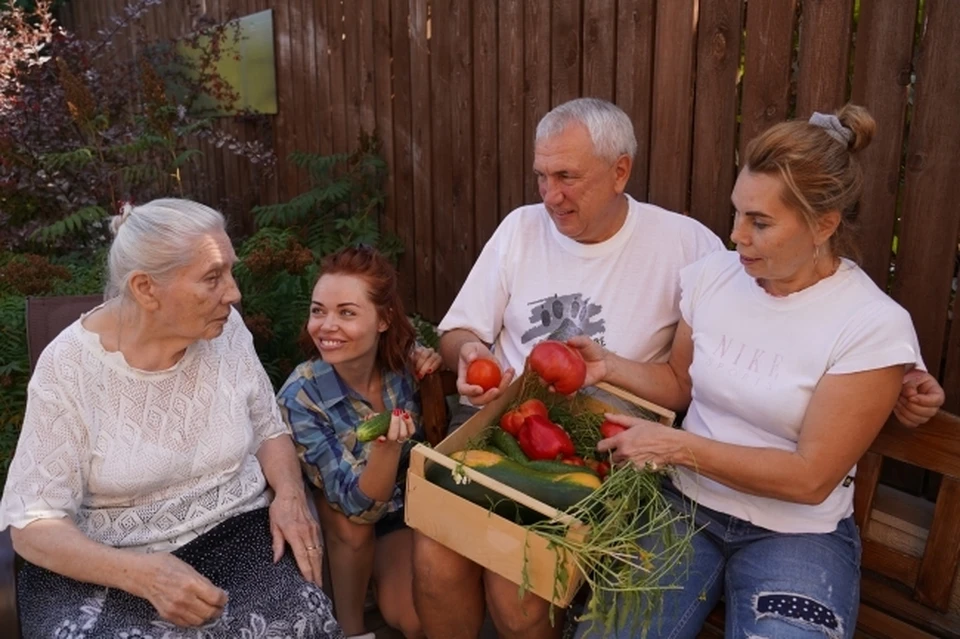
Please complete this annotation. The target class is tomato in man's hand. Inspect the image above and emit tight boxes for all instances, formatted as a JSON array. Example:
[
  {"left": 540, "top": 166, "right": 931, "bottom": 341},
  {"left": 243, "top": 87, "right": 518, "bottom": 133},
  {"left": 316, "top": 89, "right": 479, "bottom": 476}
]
[
  {"left": 466, "top": 358, "right": 502, "bottom": 392},
  {"left": 599, "top": 420, "right": 629, "bottom": 439},
  {"left": 528, "top": 340, "right": 587, "bottom": 395}
]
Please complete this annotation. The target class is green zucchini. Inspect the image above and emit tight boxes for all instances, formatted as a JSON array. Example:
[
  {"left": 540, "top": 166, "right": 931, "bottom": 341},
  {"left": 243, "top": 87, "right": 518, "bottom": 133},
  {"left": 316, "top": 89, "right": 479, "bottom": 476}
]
[
  {"left": 489, "top": 428, "right": 529, "bottom": 463},
  {"left": 425, "top": 449, "right": 600, "bottom": 524},
  {"left": 356, "top": 411, "right": 392, "bottom": 442},
  {"left": 524, "top": 459, "right": 600, "bottom": 478}
]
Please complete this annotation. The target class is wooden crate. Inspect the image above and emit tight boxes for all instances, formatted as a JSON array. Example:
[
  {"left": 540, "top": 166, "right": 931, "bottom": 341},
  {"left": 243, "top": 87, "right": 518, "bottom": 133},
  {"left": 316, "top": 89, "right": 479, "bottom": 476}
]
[{"left": 405, "top": 380, "right": 674, "bottom": 606}]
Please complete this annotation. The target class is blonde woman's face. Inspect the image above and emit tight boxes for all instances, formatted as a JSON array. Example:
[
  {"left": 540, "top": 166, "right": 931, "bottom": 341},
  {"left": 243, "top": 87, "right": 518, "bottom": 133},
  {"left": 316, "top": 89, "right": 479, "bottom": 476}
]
[{"left": 156, "top": 231, "right": 241, "bottom": 341}]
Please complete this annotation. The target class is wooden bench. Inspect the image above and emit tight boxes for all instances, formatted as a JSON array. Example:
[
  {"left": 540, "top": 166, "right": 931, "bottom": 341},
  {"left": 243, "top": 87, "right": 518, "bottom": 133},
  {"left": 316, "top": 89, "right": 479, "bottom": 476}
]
[{"left": 699, "top": 411, "right": 960, "bottom": 638}]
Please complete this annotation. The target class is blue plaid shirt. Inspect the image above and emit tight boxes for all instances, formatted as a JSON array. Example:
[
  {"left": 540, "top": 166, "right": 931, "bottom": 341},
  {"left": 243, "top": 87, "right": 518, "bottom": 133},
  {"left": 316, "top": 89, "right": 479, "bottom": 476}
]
[{"left": 277, "top": 359, "right": 421, "bottom": 523}]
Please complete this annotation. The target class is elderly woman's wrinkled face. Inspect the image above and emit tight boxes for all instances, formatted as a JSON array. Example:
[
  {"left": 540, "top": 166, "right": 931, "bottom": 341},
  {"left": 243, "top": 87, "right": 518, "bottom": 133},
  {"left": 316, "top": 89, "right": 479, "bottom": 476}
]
[
  {"left": 307, "top": 273, "right": 387, "bottom": 368},
  {"left": 157, "top": 231, "right": 241, "bottom": 341}
]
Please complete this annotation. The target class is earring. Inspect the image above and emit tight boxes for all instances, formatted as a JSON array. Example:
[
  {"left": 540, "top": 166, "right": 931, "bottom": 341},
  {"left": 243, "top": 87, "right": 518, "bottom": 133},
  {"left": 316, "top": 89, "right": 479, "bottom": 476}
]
[{"left": 813, "top": 244, "right": 821, "bottom": 267}]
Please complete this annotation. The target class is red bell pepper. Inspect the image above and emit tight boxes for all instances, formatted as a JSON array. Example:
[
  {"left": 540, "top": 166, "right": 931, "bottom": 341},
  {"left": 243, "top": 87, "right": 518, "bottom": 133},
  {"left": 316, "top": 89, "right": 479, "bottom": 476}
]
[
  {"left": 518, "top": 414, "right": 576, "bottom": 460},
  {"left": 499, "top": 399, "right": 549, "bottom": 437}
]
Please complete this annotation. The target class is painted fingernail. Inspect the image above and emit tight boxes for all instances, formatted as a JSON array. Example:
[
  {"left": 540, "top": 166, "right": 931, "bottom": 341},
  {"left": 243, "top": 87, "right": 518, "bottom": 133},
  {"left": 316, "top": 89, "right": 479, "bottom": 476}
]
[{"left": 393, "top": 408, "right": 401, "bottom": 416}]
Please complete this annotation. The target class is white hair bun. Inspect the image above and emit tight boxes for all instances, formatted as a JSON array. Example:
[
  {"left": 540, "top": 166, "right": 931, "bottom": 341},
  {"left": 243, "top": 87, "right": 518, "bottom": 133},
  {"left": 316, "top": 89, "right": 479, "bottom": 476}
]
[{"left": 109, "top": 202, "right": 134, "bottom": 236}]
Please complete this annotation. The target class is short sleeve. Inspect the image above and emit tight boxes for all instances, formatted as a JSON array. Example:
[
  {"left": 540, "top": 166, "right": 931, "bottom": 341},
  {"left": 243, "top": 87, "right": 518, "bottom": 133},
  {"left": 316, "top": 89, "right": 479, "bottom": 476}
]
[
  {"left": 235, "top": 314, "right": 290, "bottom": 447},
  {"left": 437, "top": 214, "right": 515, "bottom": 344},
  {"left": 678, "top": 254, "right": 712, "bottom": 327},
  {"left": 0, "top": 359, "right": 88, "bottom": 530},
  {"left": 828, "top": 300, "right": 922, "bottom": 375}
]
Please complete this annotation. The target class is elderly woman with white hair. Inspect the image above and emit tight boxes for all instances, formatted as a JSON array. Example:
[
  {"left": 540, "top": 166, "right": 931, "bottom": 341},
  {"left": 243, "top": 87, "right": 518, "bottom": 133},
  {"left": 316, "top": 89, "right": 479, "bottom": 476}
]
[{"left": 0, "top": 199, "right": 344, "bottom": 638}]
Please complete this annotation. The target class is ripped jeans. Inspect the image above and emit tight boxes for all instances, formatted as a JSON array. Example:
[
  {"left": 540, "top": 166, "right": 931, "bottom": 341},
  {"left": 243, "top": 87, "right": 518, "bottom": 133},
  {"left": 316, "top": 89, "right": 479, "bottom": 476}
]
[{"left": 575, "top": 481, "right": 861, "bottom": 639}]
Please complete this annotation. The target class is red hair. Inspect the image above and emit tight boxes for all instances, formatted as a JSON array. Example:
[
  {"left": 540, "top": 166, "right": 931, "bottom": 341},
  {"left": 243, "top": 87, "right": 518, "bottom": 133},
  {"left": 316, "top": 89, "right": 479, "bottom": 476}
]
[{"left": 299, "top": 246, "right": 416, "bottom": 374}]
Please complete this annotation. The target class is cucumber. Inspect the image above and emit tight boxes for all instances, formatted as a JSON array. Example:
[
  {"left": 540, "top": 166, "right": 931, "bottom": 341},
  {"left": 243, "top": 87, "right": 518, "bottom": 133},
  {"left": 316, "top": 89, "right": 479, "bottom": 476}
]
[
  {"left": 356, "top": 411, "right": 392, "bottom": 442},
  {"left": 489, "top": 428, "right": 529, "bottom": 463},
  {"left": 425, "top": 449, "right": 601, "bottom": 524}
]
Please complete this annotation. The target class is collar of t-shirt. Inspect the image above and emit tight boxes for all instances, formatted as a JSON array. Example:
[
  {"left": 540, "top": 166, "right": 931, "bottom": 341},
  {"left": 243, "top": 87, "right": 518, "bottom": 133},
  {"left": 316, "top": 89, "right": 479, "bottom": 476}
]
[{"left": 546, "top": 194, "right": 640, "bottom": 259}]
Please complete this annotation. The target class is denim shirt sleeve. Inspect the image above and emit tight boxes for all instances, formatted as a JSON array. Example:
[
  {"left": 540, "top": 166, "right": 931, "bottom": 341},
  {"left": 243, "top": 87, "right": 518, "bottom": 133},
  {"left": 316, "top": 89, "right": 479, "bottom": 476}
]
[{"left": 276, "top": 379, "right": 387, "bottom": 521}]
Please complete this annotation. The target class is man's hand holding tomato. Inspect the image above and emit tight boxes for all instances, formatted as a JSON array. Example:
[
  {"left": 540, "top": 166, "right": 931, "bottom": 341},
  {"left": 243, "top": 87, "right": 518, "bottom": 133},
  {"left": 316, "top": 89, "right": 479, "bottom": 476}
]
[
  {"left": 456, "top": 341, "right": 516, "bottom": 406},
  {"left": 596, "top": 412, "right": 678, "bottom": 472},
  {"left": 565, "top": 335, "right": 615, "bottom": 388}
]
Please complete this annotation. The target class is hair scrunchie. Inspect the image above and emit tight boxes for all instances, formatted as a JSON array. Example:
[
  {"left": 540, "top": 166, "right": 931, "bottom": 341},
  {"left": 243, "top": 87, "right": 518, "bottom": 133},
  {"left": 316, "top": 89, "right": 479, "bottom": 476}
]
[{"left": 808, "top": 112, "right": 852, "bottom": 146}]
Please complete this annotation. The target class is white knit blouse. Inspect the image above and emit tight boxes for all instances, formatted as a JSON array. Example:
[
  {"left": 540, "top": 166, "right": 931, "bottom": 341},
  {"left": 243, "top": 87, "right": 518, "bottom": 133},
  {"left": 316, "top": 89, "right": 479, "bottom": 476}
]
[{"left": 0, "top": 307, "right": 289, "bottom": 552}]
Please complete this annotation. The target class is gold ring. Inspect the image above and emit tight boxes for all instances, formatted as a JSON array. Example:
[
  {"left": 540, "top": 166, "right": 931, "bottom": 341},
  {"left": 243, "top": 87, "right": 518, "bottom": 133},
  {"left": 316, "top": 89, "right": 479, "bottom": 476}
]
[
  {"left": 305, "top": 545, "right": 319, "bottom": 552},
  {"left": 644, "top": 460, "right": 660, "bottom": 472}
]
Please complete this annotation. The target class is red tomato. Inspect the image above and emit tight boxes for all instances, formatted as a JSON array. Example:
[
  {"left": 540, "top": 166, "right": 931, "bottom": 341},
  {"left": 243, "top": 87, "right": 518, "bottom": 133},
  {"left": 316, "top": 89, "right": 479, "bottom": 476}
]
[
  {"left": 561, "top": 455, "right": 586, "bottom": 467},
  {"left": 528, "top": 340, "right": 587, "bottom": 395},
  {"left": 466, "top": 358, "right": 502, "bottom": 391},
  {"left": 596, "top": 461, "right": 610, "bottom": 480},
  {"left": 499, "top": 399, "right": 549, "bottom": 437},
  {"left": 599, "top": 421, "right": 628, "bottom": 439}
]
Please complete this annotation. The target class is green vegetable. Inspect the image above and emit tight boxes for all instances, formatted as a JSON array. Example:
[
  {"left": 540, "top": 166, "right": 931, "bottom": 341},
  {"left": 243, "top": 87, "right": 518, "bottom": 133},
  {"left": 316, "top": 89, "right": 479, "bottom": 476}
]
[
  {"left": 524, "top": 459, "right": 600, "bottom": 478},
  {"left": 490, "top": 428, "right": 529, "bottom": 463},
  {"left": 426, "top": 450, "right": 600, "bottom": 525},
  {"left": 356, "top": 411, "right": 392, "bottom": 442}
]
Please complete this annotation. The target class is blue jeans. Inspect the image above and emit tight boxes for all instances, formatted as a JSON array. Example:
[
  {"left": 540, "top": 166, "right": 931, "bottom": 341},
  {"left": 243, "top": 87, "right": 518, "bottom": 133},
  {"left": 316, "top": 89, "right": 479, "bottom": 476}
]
[{"left": 575, "top": 482, "right": 861, "bottom": 639}]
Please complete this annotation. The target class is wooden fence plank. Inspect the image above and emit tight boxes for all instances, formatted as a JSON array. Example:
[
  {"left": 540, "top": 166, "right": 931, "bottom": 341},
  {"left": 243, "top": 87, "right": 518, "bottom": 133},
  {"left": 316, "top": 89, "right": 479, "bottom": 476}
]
[
  {"left": 795, "top": 0, "right": 855, "bottom": 117},
  {"left": 442, "top": 0, "right": 475, "bottom": 311},
  {"left": 342, "top": 0, "right": 362, "bottom": 150},
  {"left": 327, "top": 0, "right": 347, "bottom": 154},
  {"left": 648, "top": 0, "right": 699, "bottom": 214},
  {"left": 430, "top": 0, "right": 455, "bottom": 317},
  {"left": 890, "top": 0, "right": 960, "bottom": 374},
  {"left": 615, "top": 0, "right": 656, "bottom": 202},
  {"left": 550, "top": 0, "right": 580, "bottom": 107},
  {"left": 373, "top": 0, "right": 395, "bottom": 238},
  {"left": 581, "top": 1, "right": 615, "bottom": 102},
  {"left": 473, "top": 2, "right": 499, "bottom": 245},
  {"left": 523, "top": 0, "right": 551, "bottom": 202},
  {"left": 358, "top": 0, "right": 376, "bottom": 138},
  {"left": 272, "top": 0, "right": 294, "bottom": 202},
  {"left": 739, "top": 0, "right": 797, "bottom": 160},
  {"left": 689, "top": 0, "right": 742, "bottom": 241},
  {"left": 851, "top": 0, "right": 920, "bottom": 288},
  {"left": 497, "top": 0, "right": 524, "bottom": 221},
  {"left": 390, "top": 0, "right": 417, "bottom": 310},
  {"left": 314, "top": 0, "right": 334, "bottom": 158},
  {"left": 301, "top": 0, "right": 320, "bottom": 159},
  {"left": 409, "top": 0, "right": 435, "bottom": 320}
]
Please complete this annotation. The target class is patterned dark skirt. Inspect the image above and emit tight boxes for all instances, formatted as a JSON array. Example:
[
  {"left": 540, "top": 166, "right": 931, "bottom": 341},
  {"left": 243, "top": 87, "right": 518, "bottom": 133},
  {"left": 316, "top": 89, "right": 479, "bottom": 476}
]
[{"left": 17, "top": 507, "right": 344, "bottom": 639}]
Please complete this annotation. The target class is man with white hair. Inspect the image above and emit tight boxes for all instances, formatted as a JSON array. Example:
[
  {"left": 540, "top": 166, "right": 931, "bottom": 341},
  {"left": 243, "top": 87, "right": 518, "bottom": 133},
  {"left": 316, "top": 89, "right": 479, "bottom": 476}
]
[{"left": 411, "top": 98, "right": 943, "bottom": 639}]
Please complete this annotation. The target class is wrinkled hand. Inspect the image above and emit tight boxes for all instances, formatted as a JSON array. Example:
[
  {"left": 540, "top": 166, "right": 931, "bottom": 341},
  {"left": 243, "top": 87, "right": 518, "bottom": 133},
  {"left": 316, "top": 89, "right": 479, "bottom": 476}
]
[
  {"left": 269, "top": 491, "right": 323, "bottom": 587},
  {"left": 411, "top": 345, "right": 442, "bottom": 379},
  {"left": 895, "top": 369, "right": 944, "bottom": 428},
  {"left": 457, "top": 342, "right": 515, "bottom": 406},
  {"left": 595, "top": 412, "right": 673, "bottom": 471},
  {"left": 566, "top": 335, "right": 611, "bottom": 388},
  {"left": 138, "top": 552, "right": 228, "bottom": 627},
  {"left": 377, "top": 409, "right": 417, "bottom": 445}
]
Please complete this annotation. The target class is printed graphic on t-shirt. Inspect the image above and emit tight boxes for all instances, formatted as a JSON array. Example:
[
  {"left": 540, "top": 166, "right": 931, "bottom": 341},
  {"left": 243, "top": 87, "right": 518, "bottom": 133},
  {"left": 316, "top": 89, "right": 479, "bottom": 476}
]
[
  {"left": 703, "top": 333, "right": 785, "bottom": 390},
  {"left": 521, "top": 293, "right": 605, "bottom": 345}
]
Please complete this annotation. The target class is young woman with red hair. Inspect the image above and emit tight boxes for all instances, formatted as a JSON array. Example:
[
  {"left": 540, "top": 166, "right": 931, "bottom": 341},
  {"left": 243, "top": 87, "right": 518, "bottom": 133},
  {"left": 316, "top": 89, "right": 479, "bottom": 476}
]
[{"left": 277, "top": 246, "right": 440, "bottom": 639}]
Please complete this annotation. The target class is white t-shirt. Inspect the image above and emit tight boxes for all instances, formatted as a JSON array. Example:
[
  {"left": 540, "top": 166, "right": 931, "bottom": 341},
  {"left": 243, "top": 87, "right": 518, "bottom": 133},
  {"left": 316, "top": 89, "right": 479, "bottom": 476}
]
[
  {"left": 673, "top": 250, "right": 923, "bottom": 533},
  {"left": 0, "top": 308, "right": 289, "bottom": 552},
  {"left": 438, "top": 195, "right": 723, "bottom": 372}
]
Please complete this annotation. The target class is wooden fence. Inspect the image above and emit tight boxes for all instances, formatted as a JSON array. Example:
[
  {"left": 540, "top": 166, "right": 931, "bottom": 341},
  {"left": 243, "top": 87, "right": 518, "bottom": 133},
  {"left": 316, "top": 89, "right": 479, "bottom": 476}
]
[{"left": 68, "top": 0, "right": 960, "bottom": 410}]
